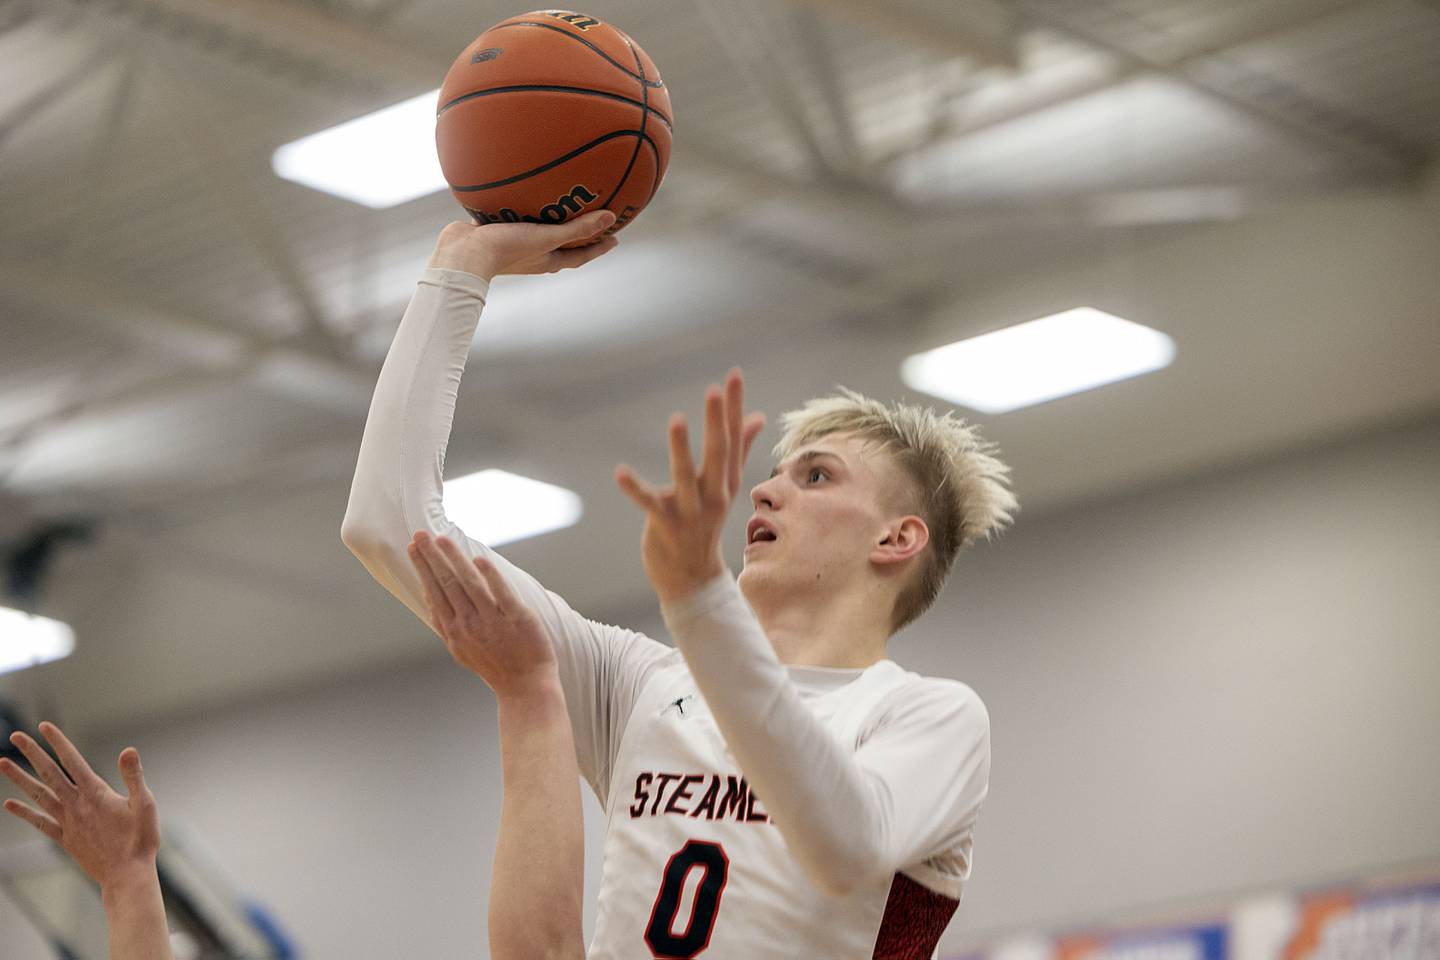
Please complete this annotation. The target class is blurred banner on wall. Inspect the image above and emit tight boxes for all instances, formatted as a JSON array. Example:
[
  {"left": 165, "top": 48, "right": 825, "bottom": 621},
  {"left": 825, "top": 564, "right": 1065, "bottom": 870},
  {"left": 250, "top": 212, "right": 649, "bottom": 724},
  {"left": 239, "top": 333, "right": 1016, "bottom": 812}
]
[
  {"left": 1055, "top": 921, "right": 1227, "bottom": 960},
  {"left": 1267, "top": 878, "right": 1440, "bottom": 960},
  {"left": 953, "top": 863, "right": 1440, "bottom": 960}
]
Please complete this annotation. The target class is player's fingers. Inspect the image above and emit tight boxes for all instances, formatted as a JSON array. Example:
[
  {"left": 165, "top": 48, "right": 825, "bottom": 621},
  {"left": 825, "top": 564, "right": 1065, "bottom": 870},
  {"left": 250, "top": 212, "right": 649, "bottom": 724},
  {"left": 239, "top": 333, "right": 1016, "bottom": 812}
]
[
  {"left": 9, "top": 732, "right": 74, "bottom": 798},
  {"left": 614, "top": 465, "right": 664, "bottom": 514},
  {"left": 564, "top": 209, "right": 616, "bottom": 243},
  {"left": 38, "top": 722, "right": 103, "bottom": 791},
  {"left": 472, "top": 554, "right": 521, "bottom": 619},
  {"left": 117, "top": 748, "right": 150, "bottom": 804},
  {"left": 0, "top": 757, "right": 63, "bottom": 820},
  {"left": 419, "top": 536, "right": 473, "bottom": 622},
  {"left": 547, "top": 235, "right": 619, "bottom": 272},
  {"left": 740, "top": 412, "right": 767, "bottom": 467},
  {"left": 698, "top": 385, "right": 729, "bottom": 506},
  {"left": 667, "top": 414, "right": 701, "bottom": 514},
  {"left": 436, "top": 536, "right": 498, "bottom": 614},
  {"left": 2, "top": 799, "right": 62, "bottom": 842},
  {"left": 723, "top": 370, "right": 744, "bottom": 496},
  {"left": 408, "top": 536, "right": 456, "bottom": 624},
  {"left": 408, "top": 539, "right": 450, "bottom": 620}
]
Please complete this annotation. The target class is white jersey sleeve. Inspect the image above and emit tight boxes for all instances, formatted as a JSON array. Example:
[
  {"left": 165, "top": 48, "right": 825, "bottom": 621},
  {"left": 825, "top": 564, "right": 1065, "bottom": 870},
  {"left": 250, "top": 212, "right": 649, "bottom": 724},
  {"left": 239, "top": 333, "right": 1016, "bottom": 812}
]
[
  {"left": 341, "top": 267, "right": 669, "bottom": 801},
  {"left": 661, "top": 573, "right": 990, "bottom": 898}
]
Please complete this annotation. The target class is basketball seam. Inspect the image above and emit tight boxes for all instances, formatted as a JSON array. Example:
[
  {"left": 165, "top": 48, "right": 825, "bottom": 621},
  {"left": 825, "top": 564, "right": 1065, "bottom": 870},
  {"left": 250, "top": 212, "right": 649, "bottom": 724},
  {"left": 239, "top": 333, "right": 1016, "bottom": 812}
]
[
  {"left": 488, "top": 21, "right": 665, "bottom": 88},
  {"left": 642, "top": 136, "right": 663, "bottom": 204},
  {"left": 449, "top": 129, "right": 659, "bottom": 192},
  {"left": 436, "top": 84, "right": 673, "bottom": 129},
  {"left": 598, "top": 38, "right": 650, "bottom": 212}
]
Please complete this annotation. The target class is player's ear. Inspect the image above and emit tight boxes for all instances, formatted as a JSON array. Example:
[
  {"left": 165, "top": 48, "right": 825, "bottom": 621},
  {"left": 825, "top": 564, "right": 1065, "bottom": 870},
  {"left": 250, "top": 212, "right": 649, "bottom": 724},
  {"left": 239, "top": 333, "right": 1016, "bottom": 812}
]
[{"left": 871, "top": 516, "right": 928, "bottom": 567}]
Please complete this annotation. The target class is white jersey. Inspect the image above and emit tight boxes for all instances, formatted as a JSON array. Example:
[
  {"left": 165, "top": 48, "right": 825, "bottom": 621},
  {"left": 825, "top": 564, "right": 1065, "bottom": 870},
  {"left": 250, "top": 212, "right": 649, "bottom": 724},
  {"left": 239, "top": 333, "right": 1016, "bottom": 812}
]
[{"left": 343, "top": 269, "right": 992, "bottom": 959}]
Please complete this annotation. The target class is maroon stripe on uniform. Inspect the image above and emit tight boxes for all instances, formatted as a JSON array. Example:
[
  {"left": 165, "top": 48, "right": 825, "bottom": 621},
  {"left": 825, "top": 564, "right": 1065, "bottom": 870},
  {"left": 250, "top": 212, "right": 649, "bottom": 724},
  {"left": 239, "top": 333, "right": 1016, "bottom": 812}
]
[{"left": 872, "top": 873, "right": 959, "bottom": 960}]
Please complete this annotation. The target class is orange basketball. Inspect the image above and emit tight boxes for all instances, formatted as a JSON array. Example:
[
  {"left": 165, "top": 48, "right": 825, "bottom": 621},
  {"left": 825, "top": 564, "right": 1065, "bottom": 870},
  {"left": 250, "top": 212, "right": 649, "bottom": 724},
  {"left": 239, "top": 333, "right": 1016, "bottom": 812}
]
[{"left": 435, "top": 10, "right": 672, "bottom": 241}]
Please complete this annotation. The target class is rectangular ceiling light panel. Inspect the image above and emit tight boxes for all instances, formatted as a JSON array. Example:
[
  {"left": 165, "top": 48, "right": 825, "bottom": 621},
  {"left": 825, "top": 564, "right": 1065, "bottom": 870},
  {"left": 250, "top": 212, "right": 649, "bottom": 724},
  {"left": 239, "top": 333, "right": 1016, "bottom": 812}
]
[
  {"left": 0, "top": 607, "right": 75, "bottom": 676},
  {"left": 442, "top": 469, "right": 583, "bottom": 547},
  {"left": 272, "top": 90, "right": 448, "bottom": 208},
  {"left": 902, "top": 308, "right": 1176, "bottom": 413}
]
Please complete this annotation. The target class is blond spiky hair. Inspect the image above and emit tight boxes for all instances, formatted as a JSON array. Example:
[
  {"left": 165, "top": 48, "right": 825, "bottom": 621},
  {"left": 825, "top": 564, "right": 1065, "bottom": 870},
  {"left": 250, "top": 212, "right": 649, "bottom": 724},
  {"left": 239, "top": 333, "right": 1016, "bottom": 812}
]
[{"left": 773, "top": 387, "right": 1018, "bottom": 632}]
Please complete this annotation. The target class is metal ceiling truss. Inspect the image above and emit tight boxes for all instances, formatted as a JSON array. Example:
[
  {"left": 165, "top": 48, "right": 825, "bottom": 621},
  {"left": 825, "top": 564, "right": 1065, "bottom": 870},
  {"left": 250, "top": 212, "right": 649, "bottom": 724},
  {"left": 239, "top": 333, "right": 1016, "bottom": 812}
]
[
  {"left": 1014, "top": 0, "right": 1432, "bottom": 177},
  {"left": 35, "top": 0, "right": 394, "bottom": 98},
  {"left": 0, "top": 38, "right": 114, "bottom": 154},
  {"left": 788, "top": 0, "right": 1021, "bottom": 69},
  {"left": 2, "top": 0, "right": 1432, "bottom": 514},
  {"left": 787, "top": 7, "right": 866, "bottom": 177},
  {"left": 690, "top": 0, "right": 852, "bottom": 181},
  {"left": 54, "top": 52, "right": 140, "bottom": 268},
  {"left": 0, "top": 0, "right": 38, "bottom": 36},
  {"left": 872, "top": 0, "right": 1401, "bottom": 169},
  {"left": 145, "top": 45, "right": 349, "bottom": 358}
]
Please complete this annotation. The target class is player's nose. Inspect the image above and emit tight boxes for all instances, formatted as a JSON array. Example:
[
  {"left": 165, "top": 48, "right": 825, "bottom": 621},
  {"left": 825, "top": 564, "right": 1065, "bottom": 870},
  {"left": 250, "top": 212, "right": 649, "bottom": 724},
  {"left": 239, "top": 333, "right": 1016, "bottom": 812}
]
[{"left": 750, "top": 475, "right": 781, "bottom": 510}]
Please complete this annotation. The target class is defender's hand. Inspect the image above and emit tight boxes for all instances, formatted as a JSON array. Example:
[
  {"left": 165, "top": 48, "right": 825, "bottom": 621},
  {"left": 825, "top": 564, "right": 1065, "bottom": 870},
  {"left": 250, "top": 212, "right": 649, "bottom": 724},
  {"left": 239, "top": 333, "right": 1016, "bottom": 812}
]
[
  {"left": 409, "top": 532, "right": 559, "bottom": 698},
  {"left": 615, "top": 369, "right": 766, "bottom": 604},
  {"left": 1, "top": 723, "right": 160, "bottom": 890},
  {"left": 428, "top": 209, "right": 618, "bottom": 281}
]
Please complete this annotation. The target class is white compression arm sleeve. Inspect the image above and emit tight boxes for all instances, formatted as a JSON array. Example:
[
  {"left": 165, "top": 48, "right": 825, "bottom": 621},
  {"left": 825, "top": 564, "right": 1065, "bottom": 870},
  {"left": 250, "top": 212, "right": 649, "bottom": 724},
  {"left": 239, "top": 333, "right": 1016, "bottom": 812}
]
[
  {"left": 341, "top": 268, "right": 667, "bottom": 798},
  {"left": 661, "top": 573, "right": 990, "bottom": 898}
]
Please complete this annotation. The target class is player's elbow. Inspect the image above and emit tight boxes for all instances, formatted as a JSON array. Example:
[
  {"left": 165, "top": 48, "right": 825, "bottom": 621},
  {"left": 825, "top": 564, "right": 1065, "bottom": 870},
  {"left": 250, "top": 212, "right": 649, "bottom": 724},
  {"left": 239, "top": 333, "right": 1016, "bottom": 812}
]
[
  {"left": 339, "top": 512, "right": 380, "bottom": 560},
  {"left": 813, "top": 870, "right": 859, "bottom": 899},
  {"left": 490, "top": 923, "right": 584, "bottom": 960},
  {"left": 811, "top": 865, "right": 865, "bottom": 899},
  {"left": 805, "top": 839, "right": 885, "bottom": 899}
]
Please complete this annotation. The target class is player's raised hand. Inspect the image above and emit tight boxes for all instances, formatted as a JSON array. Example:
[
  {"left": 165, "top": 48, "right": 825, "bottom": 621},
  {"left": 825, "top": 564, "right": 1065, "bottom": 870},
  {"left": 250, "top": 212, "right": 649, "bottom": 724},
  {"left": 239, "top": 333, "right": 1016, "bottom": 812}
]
[
  {"left": 428, "top": 209, "right": 619, "bottom": 280},
  {"left": 1, "top": 723, "right": 160, "bottom": 888},
  {"left": 615, "top": 368, "right": 767, "bottom": 603},
  {"left": 409, "top": 532, "right": 559, "bottom": 698}
]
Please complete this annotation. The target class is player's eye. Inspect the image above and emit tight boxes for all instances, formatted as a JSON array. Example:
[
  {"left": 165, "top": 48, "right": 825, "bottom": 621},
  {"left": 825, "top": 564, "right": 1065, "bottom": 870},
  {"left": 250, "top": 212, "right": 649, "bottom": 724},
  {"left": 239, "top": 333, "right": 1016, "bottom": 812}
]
[{"left": 807, "top": 467, "right": 828, "bottom": 483}]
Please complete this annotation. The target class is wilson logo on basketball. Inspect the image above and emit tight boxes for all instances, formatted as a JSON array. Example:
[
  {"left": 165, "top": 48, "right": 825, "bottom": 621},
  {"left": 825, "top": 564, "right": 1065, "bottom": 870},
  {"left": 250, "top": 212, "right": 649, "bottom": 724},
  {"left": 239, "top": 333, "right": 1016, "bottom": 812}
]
[
  {"left": 608, "top": 205, "right": 640, "bottom": 233},
  {"left": 466, "top": 184, "right": 599, "bottom": 226},
  {"left": 544, "top": 11, "right": 600, "bottom": 31},
  {"left": 470, "top": 47, "right": 501, "bottom": 63}
]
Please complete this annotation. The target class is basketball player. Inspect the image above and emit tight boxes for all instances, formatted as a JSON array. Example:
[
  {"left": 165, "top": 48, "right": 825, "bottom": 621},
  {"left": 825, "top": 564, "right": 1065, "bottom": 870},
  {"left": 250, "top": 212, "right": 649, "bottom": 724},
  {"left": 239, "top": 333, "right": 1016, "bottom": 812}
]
[{"left": 344, "top": 208, "right": 1016, "bottom": 958}]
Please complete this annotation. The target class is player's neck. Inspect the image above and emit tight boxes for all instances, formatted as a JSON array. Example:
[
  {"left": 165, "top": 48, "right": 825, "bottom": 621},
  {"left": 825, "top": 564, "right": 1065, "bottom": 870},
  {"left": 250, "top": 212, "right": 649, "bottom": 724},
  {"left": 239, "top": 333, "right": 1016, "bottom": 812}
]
[{"left": 748, "top": 586, "right": 890, "bottom": 669}]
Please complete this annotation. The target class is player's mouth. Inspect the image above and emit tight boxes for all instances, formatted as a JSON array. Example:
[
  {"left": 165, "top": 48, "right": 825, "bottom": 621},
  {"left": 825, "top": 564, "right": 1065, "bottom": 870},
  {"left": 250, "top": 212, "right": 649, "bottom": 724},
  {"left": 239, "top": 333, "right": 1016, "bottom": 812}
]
[{"left": 746, "top": 517, "right": 778, "bottom": 550}]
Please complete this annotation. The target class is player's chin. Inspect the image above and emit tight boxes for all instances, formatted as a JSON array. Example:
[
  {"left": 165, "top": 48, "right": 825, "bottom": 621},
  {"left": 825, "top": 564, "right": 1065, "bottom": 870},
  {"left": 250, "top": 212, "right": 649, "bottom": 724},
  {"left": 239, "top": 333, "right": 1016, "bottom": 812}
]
[{"left": 736, "top": 557, "right": 772, "bottom": 589}]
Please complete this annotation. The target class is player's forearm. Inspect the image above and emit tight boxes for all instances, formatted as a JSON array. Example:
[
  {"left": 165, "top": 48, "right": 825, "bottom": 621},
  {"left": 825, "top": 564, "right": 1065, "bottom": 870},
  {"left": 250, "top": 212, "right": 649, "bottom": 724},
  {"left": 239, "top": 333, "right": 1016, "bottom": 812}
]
[
  {"left": 340, "top": 268, "right": 490, "bottom": 617},
  {"left": 661, "top": 575, "right": 888, "bottom": 897},
  {"left": 101, "top": 864, "right": 175, "bottom": 960},
  {"left": 490, "top": 676, "right": 586, "bottom": 960}
]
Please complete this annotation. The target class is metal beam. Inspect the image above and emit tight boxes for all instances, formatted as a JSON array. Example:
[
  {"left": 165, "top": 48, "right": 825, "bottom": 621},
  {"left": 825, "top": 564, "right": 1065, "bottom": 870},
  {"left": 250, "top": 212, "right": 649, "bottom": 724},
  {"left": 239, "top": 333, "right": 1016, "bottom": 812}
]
[
  {"left": 788, "top": 7, "right": 865, "bottom": 175},
  {"left": 0, "top": 257, "right": 367, "bottom": 428},
  {"left": 146, "top": 47, "right": 348, "bottom": 357},
  {"left": 690, "top": 0, "right": 844, "bottom": 179},
  {"left": 0, "top": 251, "right": 630, "bottom": 476},
  {"left": 0, "top": 0, "right": 37, "bottom": 36},
  {"left": 1015, "top": 0, "right": 1429, "bottom": 177},
  {"left": 0, "top": 40, "right": 111, "bottom": 153},
  {"left": 874, "top": 0, "right": 1387, "bottom": 168},
  {"left": 36, "top": 0, "right": 404, "bottom": 98},
  {"left": 788, "top": 0, "right": 1019, "bottom": 69},
  {"left": 137, "top": 0, "right": 448, "bottom": 87},
  {"left": 58, "top": 52, "right": 140, "bottom": 268}
]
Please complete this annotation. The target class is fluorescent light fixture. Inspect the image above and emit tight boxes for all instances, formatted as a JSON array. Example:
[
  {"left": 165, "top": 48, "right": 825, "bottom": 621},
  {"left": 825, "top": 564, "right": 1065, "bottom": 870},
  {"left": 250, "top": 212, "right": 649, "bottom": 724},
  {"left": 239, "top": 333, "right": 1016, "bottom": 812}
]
[
  {"left": 442, "top": 469, "right": 583, "bottom": 547},
  {"left": 272, "top": 90, "right": 447, "bottom": 208},
  {"left": 0, "top": 607, "right": 75, "bottom": 676},
  {"left": 1088, "top": 186, "right": 1249, "bottom": 227},
  {"left": 902, "top": 308, "right": 1176, "bottom": 413}
]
